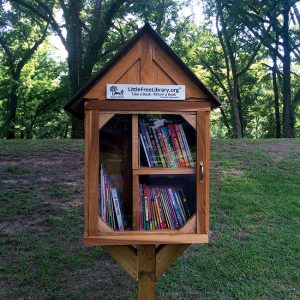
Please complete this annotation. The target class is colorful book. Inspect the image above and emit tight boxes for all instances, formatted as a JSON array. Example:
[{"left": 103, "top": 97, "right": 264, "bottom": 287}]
[
  {"left": 139, "top": 117, "right": 194, "bottom": 168},
  {"left": 99, "top": 166, "right": 126, "bottom": 230},
  {"left": 179, "top": 124, "right": 194, "bottom": 167},
  {"left": 111, "top": 188, "right": 124, "bottom": 231},
  {"left": 138, "top": 184, "right": 190, "bottom": 230}
]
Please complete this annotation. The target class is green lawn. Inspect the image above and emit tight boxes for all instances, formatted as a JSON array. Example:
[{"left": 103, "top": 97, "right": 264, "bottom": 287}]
[{"left": 0, "top": 139, "right": 299, "bottom": 299}]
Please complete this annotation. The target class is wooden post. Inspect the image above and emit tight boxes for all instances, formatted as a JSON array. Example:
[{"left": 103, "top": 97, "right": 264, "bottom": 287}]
[{"left": 137, "top": 245, "right": 156, "bottom": 300}]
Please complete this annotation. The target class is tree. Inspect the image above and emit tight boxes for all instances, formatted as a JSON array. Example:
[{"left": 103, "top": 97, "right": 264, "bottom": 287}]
[
  {"left": 231, "top": 0, "right": 300, "bottom": 137},
  {"left": 199, "top": 0, "right": 264, "bottom": 138},
  {"left": 12, "top": 0, "right": 133, "bottom": 138},
  {"left": 0, "top": 1, "right": 48, "bottom": 138}
]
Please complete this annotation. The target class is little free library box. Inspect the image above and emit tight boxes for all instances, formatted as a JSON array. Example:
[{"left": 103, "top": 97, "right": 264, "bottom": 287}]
[{"left": 65, "top": 23, "right": 221, "bottom": 247}]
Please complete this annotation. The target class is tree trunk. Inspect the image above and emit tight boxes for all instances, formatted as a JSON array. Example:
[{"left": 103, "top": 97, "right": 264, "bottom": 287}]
[
  {"left": 6, "top": 77, "right": 19, "bottom": 139},
  {"left": 272, "top": 53, "right": 281, "bottom": 138},
  {"left": 282, "top": 4, "right": 293, "bottom": 138},
  {"left": 231, "top": 96, "right": 242, "bottom": 138},
  {"left": 231, "top": 77, "right": 242, "bottom": 138},
  {"left": 66, "top": 5, "right": 84, "bottom": 139},
  {"left": 237, "top": 87, "right": 244, "bottom": 137}
]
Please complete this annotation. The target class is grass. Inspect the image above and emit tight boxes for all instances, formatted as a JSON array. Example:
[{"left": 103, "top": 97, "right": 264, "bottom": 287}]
[{"left": 0, "top": 139, "right": 299, "bottom": 299}]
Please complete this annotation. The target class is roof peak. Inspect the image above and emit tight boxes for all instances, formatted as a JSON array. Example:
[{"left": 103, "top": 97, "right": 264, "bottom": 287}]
[{"left": 64, "top": 22, "right": 221, "bottom": 118}]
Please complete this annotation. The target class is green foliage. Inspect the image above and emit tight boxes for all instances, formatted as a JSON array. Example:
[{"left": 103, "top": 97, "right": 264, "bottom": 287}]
[{"left": 0, "top": 0, "right": 299, "bottom": 138}]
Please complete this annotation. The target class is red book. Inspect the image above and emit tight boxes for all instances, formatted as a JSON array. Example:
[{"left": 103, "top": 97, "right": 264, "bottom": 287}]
[
  {"left": 174, "top": 124, "right": 190, "bottom": 167},
  {"left": 168, "top": 124, "right": 185, "bottom": 167}
]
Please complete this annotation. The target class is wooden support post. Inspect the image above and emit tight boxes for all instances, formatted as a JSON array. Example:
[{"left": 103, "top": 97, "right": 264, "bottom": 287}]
[
  {"left": 103, "top": 246, "right": 137, "bottom": 280},
  {"left": 137, "top": 245, "right": 156, "bottom": 300}
]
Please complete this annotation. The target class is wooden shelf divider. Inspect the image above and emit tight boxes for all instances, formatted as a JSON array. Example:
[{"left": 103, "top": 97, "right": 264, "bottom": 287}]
[{"left": 133, "top": 167, "right": 195, "bottom": 175}]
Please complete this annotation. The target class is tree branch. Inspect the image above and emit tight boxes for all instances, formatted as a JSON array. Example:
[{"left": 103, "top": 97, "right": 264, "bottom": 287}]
[
  {"left": 0, "top": 35, "right": 15, "bottom": 74},
  {"left": 197, "top": 52, "right": 231, "bottom": 99},
  {"left": 12, "top": 0, "right": 67, "bottom": 50},
  {"left": 15, "top": 23, "right": 49, "bottom": 76},
  {"left": 216, "top": 12, "right": 233, "bottom": 94}
]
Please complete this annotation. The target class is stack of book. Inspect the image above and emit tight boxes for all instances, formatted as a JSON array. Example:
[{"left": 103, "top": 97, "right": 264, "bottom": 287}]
[
  {"left": 99, "top": 165, "right": 125, "bottom": 230},
  {"left": 139, "top": 184, "right": 191, "bottom": 230},
  {"left": 139, "top": 119, "right": 194, "bottom": 168}
]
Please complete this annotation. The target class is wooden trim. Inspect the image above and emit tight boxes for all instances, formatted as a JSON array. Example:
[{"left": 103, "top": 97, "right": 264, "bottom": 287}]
[
  {"left": 140, "top": 34, "right": 154, "bottom": 84},
  {"left": 98, "top": 217, "right": 114, "bottom": 233},
  {"left": 179, "top": 215, "right": 196, "bottom": 233},
  {"left": 99, "top": 113, "right": 114, "bottom": 130},
  {"left": 84, "top": 42, "right": 140, "bottom": 99},
  {"left": 85, "top": 100, "right": 210, "bottom": 112},
  {"left": 196, "top": 111, "right": 210, "bottom": 234},
  {"left": 133, "top": 167, "right": 195, "bottom": 175},
  {"left": 181, "top": 113, "right": 196, "bottom": 129},
  {"left": 103, "top": 246, "right": 137, "bottom": 280},
  {"left": 137, "top": 245, "right": 156, "bottom": 299},
  {"left": 84, "top": 234, "right": 208, "bottom": 246},
  {"left": 132, "top": 115, "right": 138, "bottom": 169},
  {"left": 156, "top": 244, "right": 189, "bottom": 278},
  {"left": 204, "top": 112, "right": 210, "bottom": 232},
  {"left": 85, "top": 110, "right": 99, "bottom": 236}
]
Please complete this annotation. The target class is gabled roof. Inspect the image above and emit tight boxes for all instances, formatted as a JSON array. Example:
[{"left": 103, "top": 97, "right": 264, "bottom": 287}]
[{"left": 64, "top": 23, "right": 221, "bottom": 118}]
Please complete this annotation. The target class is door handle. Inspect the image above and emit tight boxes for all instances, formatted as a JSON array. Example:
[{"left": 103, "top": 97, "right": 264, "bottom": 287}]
[{"left": 200, "top": 161, "right": 204, "bottom": 183}]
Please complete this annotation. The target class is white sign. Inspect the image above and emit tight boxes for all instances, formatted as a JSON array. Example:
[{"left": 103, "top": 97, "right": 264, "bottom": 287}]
[{"left": 106, "top": 84, "right": 185, "bottom": 100}]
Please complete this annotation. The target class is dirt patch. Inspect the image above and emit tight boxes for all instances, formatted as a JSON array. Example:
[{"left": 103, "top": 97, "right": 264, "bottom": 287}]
[
  {"left": 258, "top": 139, "right": 300, "bottom": 162},
  {"left": 220, "top": 168, "right": 243, "bottom": 177}
]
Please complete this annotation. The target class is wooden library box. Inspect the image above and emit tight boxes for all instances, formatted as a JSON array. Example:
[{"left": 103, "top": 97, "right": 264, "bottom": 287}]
[{"left": 65, "top": 23, "right": 221, "bottom": 246}]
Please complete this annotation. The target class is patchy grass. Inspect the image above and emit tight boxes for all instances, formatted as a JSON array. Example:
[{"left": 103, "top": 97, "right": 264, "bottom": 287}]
[{"left": 0, "top": 139, "right": 299, "bottom": 299}]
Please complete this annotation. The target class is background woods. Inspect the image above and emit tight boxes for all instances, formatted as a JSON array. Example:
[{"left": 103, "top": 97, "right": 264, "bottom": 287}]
[{"left": 0, "top": 0, "right": 299, "bottom": 139}]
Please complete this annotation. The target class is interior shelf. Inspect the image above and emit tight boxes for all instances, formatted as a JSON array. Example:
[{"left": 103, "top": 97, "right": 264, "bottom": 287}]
[{"left": 133, "top": 167, "right": 195, "bottom": 175}]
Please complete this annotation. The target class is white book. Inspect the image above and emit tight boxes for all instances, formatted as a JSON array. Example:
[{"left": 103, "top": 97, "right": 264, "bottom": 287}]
[
  {"left": 100, "top": 165, "right": 106, "bottom": 220},
  {"left": 111, "top": 188, "right": 124, "bottom": 231},
  {"left": 140, "top": 133, "right": 151, "bottom": 167}
]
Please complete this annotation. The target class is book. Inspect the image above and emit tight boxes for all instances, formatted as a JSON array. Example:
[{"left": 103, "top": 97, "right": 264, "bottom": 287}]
[
  {"left": 140, "top": 122, "right": 156, "bottom": 167},
  {"left": 175, "top": 124, "right": 190, "bottom": 167},
  {"left": 139, "top": 117, "right": 195, "bottom": 168},
  {"left": 139, "top": 184, "right": 190, "bottom": 230},
  {"left": 168, "top": 124, "right": 185, "bottom": 167},
  {"left": 99, "top": 165, "right": 126, "bottom": 230},
  {"left": 179, "top": 124, "right": 194, "bottom": 167},
  {"left": 111, "top": 188, "right": 124, "bottom": 231}
]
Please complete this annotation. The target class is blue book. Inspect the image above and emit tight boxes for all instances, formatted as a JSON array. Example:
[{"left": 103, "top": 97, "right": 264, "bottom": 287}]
[
  {"left": 139, "top": 122, "right": 155, "bottom": 167},
  {"left": 168, "top": 188, "right": 184, "bottom": 227}
]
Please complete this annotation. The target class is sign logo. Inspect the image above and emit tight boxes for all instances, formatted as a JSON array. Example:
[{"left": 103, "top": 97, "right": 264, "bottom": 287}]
[
  {"left": 106, "top": 84, "right": 185, "bottom": 100},
  {"left": 109, "top": 85, "right": 124, "bottom": 98}
]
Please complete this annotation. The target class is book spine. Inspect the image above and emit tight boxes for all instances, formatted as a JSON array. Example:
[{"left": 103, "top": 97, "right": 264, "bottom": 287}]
[
  {"left": 159, "top": 126, "right": 174, "bottom": 167},
  {"left": 152, "top": 127, "right": 166, "bottom": 167},
  {"left": 161, "top": 126, "right": 177, "bottom": 167},
  {"left": 173, "top": 188, "right": 186, "bottom": 223},
  {"left": 141, "top": 122, "right": 156, "bottom": 167},
  {"left": 152, "top": 188, "right": 161, "bottom": 229},
  {"left": 178, "top": 188, "right": 190, "bottom": 219},
  {"left": 146, "top": 186, "right": 154, "bottom": 230},
  {"left": 156, "top": 127, "right": 171, "bottom": 167},
  {"left": 156, "top": 191, "right": 167, "bottom": 229},
  {"left": 139, "top": 186, "right": 142, "bottom": 230},
  {"left": 111, "top": 188, "right": 124, "bottom": 231},
  {"left": 159, "top": 191, "right": 172, "bottom": 229},
  {"left": 140, "top": 133, "right": 151, "bottom": 167},
  {"left": 179, "top": 124, "right": 194, "bottom": 167},
  {"left": 168, "top": 124, "right": 185, "bottom": 167},
  {"left": 168, "top": 188, "right": 183, "bottom": 227},
  {"left": 175, "top": 124, "right": 190, "bottom": 167},
  {"left": 100, "top": 165, "right": 105, "bottom": 219},
  {"left": 140, "top": 122, "right": 153, "bottom": 167},
  {"left": 163, "top": 188, "right": 179, "bottom": 229},
  {"left": 148, "top": 126, "right": 161, "bottom": 167}
]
